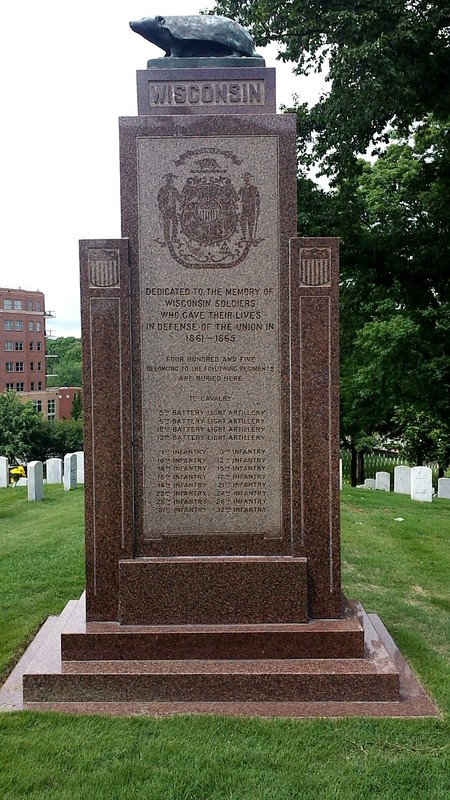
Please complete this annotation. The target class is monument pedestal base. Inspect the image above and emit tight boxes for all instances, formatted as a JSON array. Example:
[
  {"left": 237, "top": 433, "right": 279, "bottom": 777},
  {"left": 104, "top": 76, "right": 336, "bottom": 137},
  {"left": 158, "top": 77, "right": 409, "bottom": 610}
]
[
  {"left": 14, "top": 594, "right": 437, "bottom": 717},
  {"left": 118, "top": 556, "right": 308, "bottom": 625}
]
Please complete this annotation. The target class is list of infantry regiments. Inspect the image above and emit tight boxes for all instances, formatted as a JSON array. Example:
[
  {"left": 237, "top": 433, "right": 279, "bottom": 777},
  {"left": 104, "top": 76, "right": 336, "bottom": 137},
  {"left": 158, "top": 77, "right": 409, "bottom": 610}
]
[{"left": 156, "top": 407, "right": 268, "bottom": 515}]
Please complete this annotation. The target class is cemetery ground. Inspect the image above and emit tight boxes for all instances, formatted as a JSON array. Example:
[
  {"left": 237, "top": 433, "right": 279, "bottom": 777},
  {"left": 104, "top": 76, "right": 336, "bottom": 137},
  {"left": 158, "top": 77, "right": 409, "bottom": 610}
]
[{"left": 0, "top": 486, "right": 448, "bottom": 800}]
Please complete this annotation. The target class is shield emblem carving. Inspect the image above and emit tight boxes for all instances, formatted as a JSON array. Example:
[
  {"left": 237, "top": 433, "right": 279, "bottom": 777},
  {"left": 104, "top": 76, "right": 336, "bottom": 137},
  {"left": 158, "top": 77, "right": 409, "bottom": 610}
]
[{"left": 157, "top": 148, "right": 262, "bottom": 269}]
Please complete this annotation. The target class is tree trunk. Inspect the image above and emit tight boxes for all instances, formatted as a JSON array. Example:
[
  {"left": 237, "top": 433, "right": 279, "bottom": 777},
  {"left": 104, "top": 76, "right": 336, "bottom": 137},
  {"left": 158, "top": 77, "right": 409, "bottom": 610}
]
[
  {"left": 350, "top": 444, "right": 357, "bottom": 487},
  {"left": 356, "top": 450, "right": 365, "bottom": 485}
]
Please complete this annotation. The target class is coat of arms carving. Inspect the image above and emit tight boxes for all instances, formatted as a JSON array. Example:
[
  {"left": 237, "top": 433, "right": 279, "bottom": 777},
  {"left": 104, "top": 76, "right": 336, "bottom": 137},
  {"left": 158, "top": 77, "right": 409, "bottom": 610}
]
[{"left": 157, "top": 148, "right": 262, "bottom": 268}]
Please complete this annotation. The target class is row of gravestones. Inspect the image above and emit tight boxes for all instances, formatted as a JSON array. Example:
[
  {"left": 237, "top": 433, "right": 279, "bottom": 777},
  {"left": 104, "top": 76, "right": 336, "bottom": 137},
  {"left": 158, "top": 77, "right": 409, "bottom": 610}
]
[
  {"left": 361, "top": 465, "right": 450, "bottom": 502},
  {"left": 0, "top": 452, "right": 84, "bottom": 501}
]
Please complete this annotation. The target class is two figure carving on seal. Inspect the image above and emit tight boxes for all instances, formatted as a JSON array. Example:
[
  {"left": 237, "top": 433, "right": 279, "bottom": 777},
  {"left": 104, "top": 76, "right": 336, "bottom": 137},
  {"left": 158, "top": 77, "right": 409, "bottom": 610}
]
[
  {"left": 158, "top": 171, "right": 260, "bottom": 244},
  {"left": 157, "top": 156, "right": 261, "bottom": 270}
]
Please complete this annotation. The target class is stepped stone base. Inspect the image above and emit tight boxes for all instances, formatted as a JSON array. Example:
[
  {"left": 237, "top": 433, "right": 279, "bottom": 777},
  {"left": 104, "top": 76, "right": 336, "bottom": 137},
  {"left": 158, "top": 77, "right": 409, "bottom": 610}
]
[{"left": 0, "top": 594, "right": 438, "bottom": 717}]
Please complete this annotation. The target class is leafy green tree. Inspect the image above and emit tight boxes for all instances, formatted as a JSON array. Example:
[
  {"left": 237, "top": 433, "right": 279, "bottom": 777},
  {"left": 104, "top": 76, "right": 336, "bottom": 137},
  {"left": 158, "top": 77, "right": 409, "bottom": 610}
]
[
  {"left": 71, "top": 392, "right": 83, "bottom": 421},
  {"left": 213, "top": 3, "right": 450, "bottom": 473},
  {"left": 46, "top": 337, "right": 82, "bottom": 387},
  {"left": 338, "top": 122, "right": 450, "bottom": 476},
  {"left": 393, "top": 406, "right": 450, "bottom": 468},
  {"left": 43, "top": 419, "right": 84, "bottom": 459},
  {"left": 214, "top": 0, "right": 450, "bottom": 176},
  {"left": 0, "top": 393, "right": 46, "bottom": 464}
]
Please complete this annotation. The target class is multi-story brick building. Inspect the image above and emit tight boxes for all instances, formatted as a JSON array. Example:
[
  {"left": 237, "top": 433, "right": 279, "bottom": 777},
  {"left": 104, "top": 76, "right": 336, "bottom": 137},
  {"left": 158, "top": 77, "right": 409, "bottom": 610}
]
[
  {"left": 1, "top": 287, "right": 81, "bottom": 421},
  {"left": 0, "top": 287, "right": 52, "bottom": 394},
  {"left": 19, "top": 386, "right": 81, "bottom": 421}
]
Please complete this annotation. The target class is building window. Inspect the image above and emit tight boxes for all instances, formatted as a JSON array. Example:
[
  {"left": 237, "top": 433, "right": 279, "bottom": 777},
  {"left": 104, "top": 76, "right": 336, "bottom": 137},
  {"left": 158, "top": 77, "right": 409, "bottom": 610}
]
[
  {"left": 28, "top": 301, "right": 33, "bottom": 311},
  {"left": 13, "top": 300, "right": 23, "bottom": 310},
  {"left": 30, "top": 381, "right": 35, "bottom": 390},
  {"left": 47, "top": 398, "right": 56, "bottom": 420},
  {"left": 4, "top": 320, "right": 13, "bottom": 330},
  {"left": 37, "top": 342, "right": 42, "bottom": 351},
  {"left": 36, "top": 302, "right": 41, "bottom": 312},
  {"left": 16, "top": 362, "right": 24, "bottom": 372},
  {"left": 33, "top": 400, "right": 43, "bottom": 413},
  {"left": 16, "top": 382, "right": 24, "bottom": 392},
  {"left": 30, "top": 362, "right": 34, "bottom": 371},
  {"left": 14, "top": 321, "right": 24, "bottom": 331},
  {"left": 6, "top": 383, "right": 14, "bottom": 391},
  {"left": 3, "top": 299, "right": 12, "bottom": 309},
  {"left": 5, "top": 362, "right": 14, "bottom": 372},
  {"left": 4, "top": 341, "right": 13, "bottom": 351},
  {"left": 15, "top": 342, "right": 23, "bottom": 351},
  {"left": 29, "top": 321, "right": 34, "bottom": 331},
  {"left": 37, "top": 381, "right": 42, "bottom": 390},
  {"left": 37, "top": 362, "right": 42, "bottom": 371},
  {"left": 29, "top": 341, "right": 34, "bottom": 351},
  {"left": 36, "top": 321, "right": 42, "bottom": 332}
]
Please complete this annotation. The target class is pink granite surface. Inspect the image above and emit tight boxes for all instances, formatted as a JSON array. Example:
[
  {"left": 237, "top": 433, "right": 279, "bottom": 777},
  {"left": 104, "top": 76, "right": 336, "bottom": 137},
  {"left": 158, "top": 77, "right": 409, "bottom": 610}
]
[
  {"left": 119, "top": 112, "right": 297, "bottom": 563},
  {"left": 290, "top": 237, "right": 341, "bottom": 618},
  {"left": 118, "top": 557, "right": 308, "bottom": 625},
  {"left": 43, "top": 65, "right": 439, "bottom": 719},
  {"left": 4, "top": 596, "right": 437, "bottom": 717},
  {"left": 61, "top": 592, "right": 363, "bottom": 661},
  {"left": 136, "top": 67, "right": 276, "bottom": 115},
  {"left": 79, "top": 239, "right": 134, "bottom": 621}
]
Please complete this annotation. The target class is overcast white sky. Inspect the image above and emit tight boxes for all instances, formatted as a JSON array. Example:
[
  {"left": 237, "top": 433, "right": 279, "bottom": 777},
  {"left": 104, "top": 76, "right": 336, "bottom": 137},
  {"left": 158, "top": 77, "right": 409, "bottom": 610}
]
[{"left": 0, "top": 1, "right": 325, "bottom": 337}]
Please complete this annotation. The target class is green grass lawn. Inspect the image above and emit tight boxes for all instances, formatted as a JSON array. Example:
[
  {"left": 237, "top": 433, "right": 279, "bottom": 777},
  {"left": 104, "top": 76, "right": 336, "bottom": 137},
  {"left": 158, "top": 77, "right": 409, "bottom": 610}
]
[
  {"left": 0, "top": 485, "right": 449, "bottom": 800},
  {"left": 0, "top": 485, "right": 85, "bottom": 681}
]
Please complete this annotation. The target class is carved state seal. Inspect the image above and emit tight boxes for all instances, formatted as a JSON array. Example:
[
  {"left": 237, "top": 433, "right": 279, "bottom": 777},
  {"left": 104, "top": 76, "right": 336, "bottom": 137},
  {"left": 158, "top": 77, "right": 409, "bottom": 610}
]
[{"left": 157, "top": 148, "right": 262, "bottom": 269}]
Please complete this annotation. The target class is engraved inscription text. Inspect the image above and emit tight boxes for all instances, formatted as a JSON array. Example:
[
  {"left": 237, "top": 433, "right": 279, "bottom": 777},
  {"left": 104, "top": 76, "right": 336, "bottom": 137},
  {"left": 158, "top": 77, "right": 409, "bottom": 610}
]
[{"left": 148, "top": 81, "right": 265, "bottom": 108}]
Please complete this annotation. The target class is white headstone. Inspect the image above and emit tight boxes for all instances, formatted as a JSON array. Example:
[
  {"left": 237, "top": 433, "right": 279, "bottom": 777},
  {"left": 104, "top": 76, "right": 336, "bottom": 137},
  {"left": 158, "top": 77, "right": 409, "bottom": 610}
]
[
  {"left": 28, "top": 461, "right": 44, "bottom": 502},
  {"left": 339, "top": 458, "right": 342, "bottom": 490},
  {"left": 75, "top": 451, "right": 85, "bottom": 484},
  {"left": 438, "top": 477, "right": 450, "bottom": 499},
  {"left": 364, "top": 478, "right": 376, "bottom": 489},
  {"left": 375, "top": 471, "right": 390, "bottom": 491},
  {"left": 46, "top": 458, "right": 63, "bottom": 484},
  {"left": 64, "top": 453, "right": 77, "bottom": 491},
  {"left": 394, "top": 465, "right": 411, "bottom": 495},
  {"left": 0, "top": 456, "right": 9, "bottom": 488},
  {"left": 411, "top": 466, "right": 432, "bottom": 502},
  {"left": 16, "top": 477, "right": 27, "bottom": 486}
]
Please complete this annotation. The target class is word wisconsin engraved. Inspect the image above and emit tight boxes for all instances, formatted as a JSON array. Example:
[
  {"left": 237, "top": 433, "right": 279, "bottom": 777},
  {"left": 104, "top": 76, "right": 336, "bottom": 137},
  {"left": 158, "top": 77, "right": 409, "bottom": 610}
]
[
  {"left": 148, "top": 80, "right": 264, "bottom": 108},
  {"left": 157, "top": 148, "right": 263, "bottom": 269}
]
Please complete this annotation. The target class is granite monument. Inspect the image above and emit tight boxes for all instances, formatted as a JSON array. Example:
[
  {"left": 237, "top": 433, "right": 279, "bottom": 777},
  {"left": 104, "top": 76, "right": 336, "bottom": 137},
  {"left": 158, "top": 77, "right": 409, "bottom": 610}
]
[{"left": 20, "top": 16, "right": 437, "bottom": 717}]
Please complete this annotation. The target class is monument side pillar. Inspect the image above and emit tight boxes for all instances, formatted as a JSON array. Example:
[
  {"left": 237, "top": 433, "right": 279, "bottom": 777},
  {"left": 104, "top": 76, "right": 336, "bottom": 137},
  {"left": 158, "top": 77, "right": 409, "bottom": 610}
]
[
  {"left": 79, "top": 239, "right": 134, "bottom": 621},
  {"left": 290, "top": 237, "right": 341, "bottom": 618}
]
